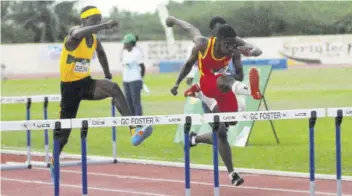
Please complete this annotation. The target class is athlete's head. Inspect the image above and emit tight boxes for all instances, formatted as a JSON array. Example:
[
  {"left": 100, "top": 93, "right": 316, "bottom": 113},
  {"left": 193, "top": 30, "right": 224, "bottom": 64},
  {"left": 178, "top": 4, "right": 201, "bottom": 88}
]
[
  {"left": 80, "top": 6, "right": 102, "bottom": 26},
  {"left": 209, "top": 16, "right": 227, "bottom": 36},
  {"left": 216, "top": 24, "right": 238, "bottom": 55},
  {"left": 122, "top": 33, "right": 137, "bottom": 51}
]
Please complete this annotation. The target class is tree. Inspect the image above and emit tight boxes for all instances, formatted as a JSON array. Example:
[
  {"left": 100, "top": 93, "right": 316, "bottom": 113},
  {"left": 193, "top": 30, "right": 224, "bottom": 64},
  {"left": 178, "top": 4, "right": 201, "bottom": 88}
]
[{"left": 1, "top": 1, "right": 79, "bottom": 43}]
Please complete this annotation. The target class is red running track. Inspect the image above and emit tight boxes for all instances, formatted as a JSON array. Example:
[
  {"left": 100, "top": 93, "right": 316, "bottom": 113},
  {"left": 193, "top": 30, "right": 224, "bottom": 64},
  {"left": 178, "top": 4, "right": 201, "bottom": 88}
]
[{"left": 1, "top": 154, "right": 352, "bottom": 196}]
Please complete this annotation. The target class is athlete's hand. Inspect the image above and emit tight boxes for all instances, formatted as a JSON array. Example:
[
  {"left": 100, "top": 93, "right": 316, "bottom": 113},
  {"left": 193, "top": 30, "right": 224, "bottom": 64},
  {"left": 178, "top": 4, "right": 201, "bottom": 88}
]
[
  {"left": 104, "top": 20, "right": 119, "bottom": 29},
  {"left": 238, "top": 46, "right": 251, "bottom": 56},
  {"left": 105, "top": 73, "right": 112, "bottom": 80},
  {"left": 165, "top": 16, "right": 176, "bottom": 27},
  {"left": 170, "top": 85, "right": 178, "bottom": 96}
]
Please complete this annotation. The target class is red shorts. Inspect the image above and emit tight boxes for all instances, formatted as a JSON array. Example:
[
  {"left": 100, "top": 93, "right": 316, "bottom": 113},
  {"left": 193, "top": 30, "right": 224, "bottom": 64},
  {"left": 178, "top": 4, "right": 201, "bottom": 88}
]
[{"left": 199, "top": 74, "right": 238, "bottom": 112}]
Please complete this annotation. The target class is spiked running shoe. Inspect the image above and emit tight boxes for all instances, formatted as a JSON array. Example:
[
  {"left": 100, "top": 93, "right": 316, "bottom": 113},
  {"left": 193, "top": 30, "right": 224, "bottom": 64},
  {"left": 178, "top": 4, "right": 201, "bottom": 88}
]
[
  {"left": 249, "top": 68, "right": 262, "bottom": 100},
  {"left": 229, "top": 171, "right": 245, "bottom": 186},
  {"left": 131, "top": 125, "right": 153, "bottom": 146}
]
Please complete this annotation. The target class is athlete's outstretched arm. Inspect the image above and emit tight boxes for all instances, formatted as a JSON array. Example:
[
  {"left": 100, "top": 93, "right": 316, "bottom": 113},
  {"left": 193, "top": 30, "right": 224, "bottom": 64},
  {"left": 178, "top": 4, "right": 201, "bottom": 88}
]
[
  {"left": 236, "top": 37, "right": 262, "bottom": 57},
  {"left": 170, "top": 46, "right": 198, "bottom": 95},
  {"left": 96, "top": 38, "right": 112, "bottom": 79},
  {"left": 166, "top": 16, "right": 203, "bottom": 45},
  {"left": 73, "top": 20, "right": 117, "bottom": 39},
  {"left": 65, "top": 20, "right": 118, "bottom": 51}
]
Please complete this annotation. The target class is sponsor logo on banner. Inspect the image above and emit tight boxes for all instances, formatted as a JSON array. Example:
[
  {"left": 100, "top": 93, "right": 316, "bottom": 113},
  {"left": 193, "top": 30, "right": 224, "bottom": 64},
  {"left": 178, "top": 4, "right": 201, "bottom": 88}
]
[
  {"left": 91, "top": 119, "right": 106, "bottom": 126},
  {"left": 154, "top": 117, "right": 161, "bottom": 123},
  {"left": 294, "top": 112, "right": 307, "bottom": 117},
  {"left": 49, "top": 96, "right": 61, "bottom": 102},
  {"left": 22, "top": 122, "right": 50, "bottom": 129},
  {"left": 242, "top": 114, "right": 248, "bottom": 119},
  {"left": 346, "top": 109, "right": 352, "bottom": 115},
  {"left": 279, "top": 37, "right": 352, "bottom": 64},
  {"left": 118, "top": 117, "right": 155, "bottom": 126},
  {"left": 1, "top": 98, "right": 26, "bottom": 104},
  {"left": 222, "top": 115, "right": 236, "bottom": 121},
  {"left": 167, "top": 116, "right": 182, "bottom": 123},
  {"left": 249, "top": 112, "right": 283, "bottom": 120}
]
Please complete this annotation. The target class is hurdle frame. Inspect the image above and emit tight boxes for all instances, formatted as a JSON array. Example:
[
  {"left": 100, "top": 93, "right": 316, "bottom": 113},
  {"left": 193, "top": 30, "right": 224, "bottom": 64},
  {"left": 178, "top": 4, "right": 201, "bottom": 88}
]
[
  {"left": 212, "top": 115, "right": 220, "bottom": 196},
  {"left": 309, "top": 111, "right": 317, "bottom": 196},
  {"left": 0, "top": 95, "right": 119, "bottom": 170},
  {"left": 183, "top": 116, "right": 192, "bottom": 196}
]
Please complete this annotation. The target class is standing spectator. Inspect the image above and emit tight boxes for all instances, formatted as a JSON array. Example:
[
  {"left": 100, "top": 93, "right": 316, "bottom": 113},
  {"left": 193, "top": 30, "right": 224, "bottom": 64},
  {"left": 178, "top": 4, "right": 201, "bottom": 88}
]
[{"left": 121, "top": 33, "right": 146, "bottom": 116}]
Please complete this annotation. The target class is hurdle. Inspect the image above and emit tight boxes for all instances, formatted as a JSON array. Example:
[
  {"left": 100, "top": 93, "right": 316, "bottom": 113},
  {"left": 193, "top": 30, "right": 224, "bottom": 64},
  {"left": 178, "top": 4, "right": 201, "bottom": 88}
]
[
  {"left": 327, "top": 107, "right": 352, "bottom": 196},
  {"left": 0, "top": 95, "right": 117, "bottom": 170},
  {"left": 1, "top": 107, "right": 351, "bottom": 196},
  {"left": 1, "top": 108, "right": 334, "bottom": 195}
]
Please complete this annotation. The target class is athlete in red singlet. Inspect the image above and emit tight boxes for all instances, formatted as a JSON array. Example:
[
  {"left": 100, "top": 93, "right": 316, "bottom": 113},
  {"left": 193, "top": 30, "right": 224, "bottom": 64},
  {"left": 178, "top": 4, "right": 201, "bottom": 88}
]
[
  {"left": 166, "top": 16, "right": 263, "bottom": 187},
  {"left": 168, "top": 17, "right": 262, "bottom": 114},
  {"left": 197, "top": 36, "right": 237, "bottom": 112}
]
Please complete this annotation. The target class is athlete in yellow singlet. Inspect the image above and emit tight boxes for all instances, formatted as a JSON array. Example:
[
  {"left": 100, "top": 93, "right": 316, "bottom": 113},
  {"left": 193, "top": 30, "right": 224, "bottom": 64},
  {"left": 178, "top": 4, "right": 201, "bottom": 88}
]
[{"left": 51, "top": 5, "right": 153, "bottom": 182}]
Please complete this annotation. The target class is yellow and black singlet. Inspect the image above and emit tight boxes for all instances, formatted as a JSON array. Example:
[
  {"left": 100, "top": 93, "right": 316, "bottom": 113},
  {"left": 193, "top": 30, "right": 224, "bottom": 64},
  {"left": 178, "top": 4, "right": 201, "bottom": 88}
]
[{"left": 59, "top": 34, "right": 97, "bottom": 82}]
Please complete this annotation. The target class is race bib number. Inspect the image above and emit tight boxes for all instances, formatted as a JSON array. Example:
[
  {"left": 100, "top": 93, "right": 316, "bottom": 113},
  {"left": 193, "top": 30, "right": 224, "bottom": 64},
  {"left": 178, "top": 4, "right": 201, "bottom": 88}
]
[{"left": 74, "top": 61, "right": 89, "bottom": 73}]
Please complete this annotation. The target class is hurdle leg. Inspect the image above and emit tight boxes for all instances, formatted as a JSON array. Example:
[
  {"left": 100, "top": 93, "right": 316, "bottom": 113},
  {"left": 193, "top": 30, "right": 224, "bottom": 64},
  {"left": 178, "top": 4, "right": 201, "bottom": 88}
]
[
  {"left": 212, "top": 115, "right": 220, "bottom": 196},
  {"left": 184, "top": 116, "right": 192, "bottom": 196},
  {"left": 53, "top": 122, "right": 62, "bottom": 196},
  {"left": 26, "top": 98, "right": 32, "bottom": 169},
  {"left": 309, "top": 111, "right": 317, "bottom": 196},
  {"left": 81, "top": 120, "right": 89, "bottom": 196},
  {"left": 335, "top": 110, "right": 343, "bottom": 196},
  {"left": 111, "top": 99, "right": 117, "bottom": 163},
  {"left": 44, "top": 97, "right": 50, "bottom": 167}
]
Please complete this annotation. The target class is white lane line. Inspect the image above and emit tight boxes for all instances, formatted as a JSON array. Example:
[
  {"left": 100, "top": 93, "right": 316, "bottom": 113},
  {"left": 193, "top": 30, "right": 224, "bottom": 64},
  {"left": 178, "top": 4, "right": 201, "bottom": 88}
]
[{"left": 1, "top": 177, "right": 172, "bottom": 196}]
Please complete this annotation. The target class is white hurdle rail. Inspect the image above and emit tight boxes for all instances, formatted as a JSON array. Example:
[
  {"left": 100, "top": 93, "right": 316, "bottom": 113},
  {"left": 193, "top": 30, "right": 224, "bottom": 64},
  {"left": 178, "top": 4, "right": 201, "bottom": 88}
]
[
  {"left": 1, "top": 108, "right": 326, "bottom": 171},
  {"left": 0, "top": 94, "right": 118, "bottom": 171},
  {"left": 1, "top": 106, "right": 352, "bottom": 196},
  {"left": 1, "top": 94, "right": 62, "bottom": 104}
]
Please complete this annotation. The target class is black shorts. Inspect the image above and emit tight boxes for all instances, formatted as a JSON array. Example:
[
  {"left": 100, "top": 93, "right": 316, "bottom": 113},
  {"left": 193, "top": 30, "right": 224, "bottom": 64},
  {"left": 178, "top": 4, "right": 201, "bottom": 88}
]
[{"left": 60, "top": 76, "right": 96, "bottom": 120}]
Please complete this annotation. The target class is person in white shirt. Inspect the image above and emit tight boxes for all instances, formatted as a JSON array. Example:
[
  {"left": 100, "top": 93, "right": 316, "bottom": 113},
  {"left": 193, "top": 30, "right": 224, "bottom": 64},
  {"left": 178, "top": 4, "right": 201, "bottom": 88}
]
[{"left": 121, "top": 33, "right": 145, "bottom": 116}]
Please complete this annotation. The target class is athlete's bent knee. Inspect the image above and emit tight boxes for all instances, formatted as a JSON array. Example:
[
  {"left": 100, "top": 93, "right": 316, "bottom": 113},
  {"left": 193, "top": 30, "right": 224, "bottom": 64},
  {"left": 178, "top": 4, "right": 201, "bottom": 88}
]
[{"left": 110, "top": 82, "right": 123, "bottom": 96}]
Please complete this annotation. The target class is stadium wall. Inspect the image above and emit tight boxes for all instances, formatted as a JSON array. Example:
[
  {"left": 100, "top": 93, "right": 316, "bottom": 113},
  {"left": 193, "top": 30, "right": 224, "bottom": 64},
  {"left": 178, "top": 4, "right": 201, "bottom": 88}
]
[{"left": 1, "top": 34, "right": 351, "bottom": 79}]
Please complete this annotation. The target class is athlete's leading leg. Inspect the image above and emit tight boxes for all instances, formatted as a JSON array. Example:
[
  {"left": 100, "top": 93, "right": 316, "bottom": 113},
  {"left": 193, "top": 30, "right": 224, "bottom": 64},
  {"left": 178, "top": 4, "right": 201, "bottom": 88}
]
[
  {"left": 91, "top": 79, "right": 153, "bottom": 146},
  {"left": 199, "top": 74, "right": 244, "bottom": 186},
  {"left": 91, "top": 79, "right": 134, "bottom": 116},
  {"left": 194, "top": 121, "right": 234, "bottom": 173},
  {"left": 217, "top": 68, "right": 262, "bottom": 99}
]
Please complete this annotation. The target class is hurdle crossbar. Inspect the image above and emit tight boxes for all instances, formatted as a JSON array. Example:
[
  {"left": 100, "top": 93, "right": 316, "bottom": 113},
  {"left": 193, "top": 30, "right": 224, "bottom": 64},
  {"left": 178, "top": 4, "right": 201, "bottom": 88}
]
[
  {"left": 0, "top": 108, "right": 326, "bottom": 131},
  {"left": 1, "top": 94, "right": 62, "bottom": 104},
  {"left": 2, "top": 106, "right": 352, "bottom": 196}
]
